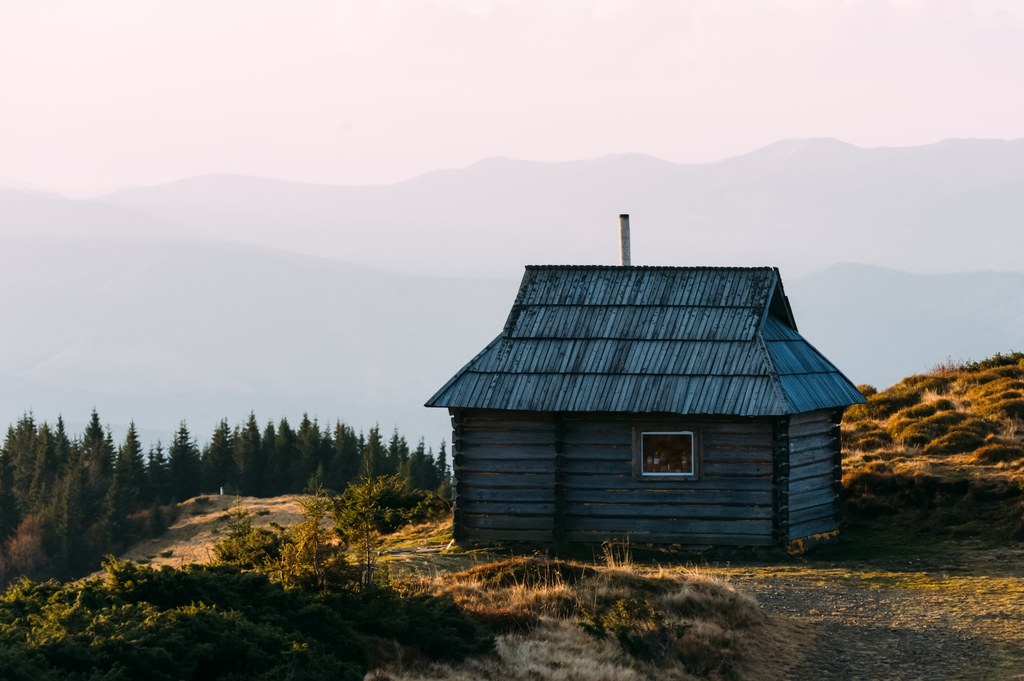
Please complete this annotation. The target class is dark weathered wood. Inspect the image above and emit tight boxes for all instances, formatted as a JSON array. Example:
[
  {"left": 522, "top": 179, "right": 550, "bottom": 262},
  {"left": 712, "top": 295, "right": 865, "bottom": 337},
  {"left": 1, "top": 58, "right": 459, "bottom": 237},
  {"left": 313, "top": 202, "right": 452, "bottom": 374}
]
[
  {"left": 563, "top": 472, "right": 771, "bottom": 492},
  {"left": 789, "top": 502, "right": 835, "bottom": 526},
  {"left": 702, "top": 447, "right": 774, "bottom": 463},
  {"left": 789, "top": 487, "right": 835, "bottom": 512},
  {"left": 789, "top": 459, "right": 835, "bottom": 482},
  {"left": 462, "top": 515, "right": 555, "bottom": 530},
  {"left": 702, "top": 461, "right": 773, "bottom": 477},
  {"left": 459, "top": 501, "right": 557, "bottom": 515},
  {"left": 458, "top": 487, "right": 556, "bottom": 503},
  {"left": 457, "top": 459, "right": 557, "bottom": 474},
  {"left": 563, "top": 488, "right": 774, "bottom": 506},
  {"left": 458, "top": 472, "right": 556, "bottom": 489},
  {"left": 462, "top": 528, "right": 554, "bottom": 543},
  {"left": 771, "top": 415, "right": 791, "bottom": 547},
  {"left": 561, "top": 530, "right": 775, "bottom": 546},
  {"left": 563, "top": 503, "right": 772, "bottom": 520},
  {"left": 462, "top": 430, "right": 557, "bottom": 446},
  {"left": 565, "top": 516, "right": 772, "bottom": 536},
  {"left": 459, "top": 444, "right": 558, "bottom": 460},
  {"left": 790, "top": 444, "right": 834, "bottom": 468},
  {"left": 789, "top": 433, "right": 836, "bottom": 456},
  {"left": 789, "top": 473, "right": 834, "bottom": 496},
  {"left": 788, "top": 517, "right": 838, "bottom": 539}
]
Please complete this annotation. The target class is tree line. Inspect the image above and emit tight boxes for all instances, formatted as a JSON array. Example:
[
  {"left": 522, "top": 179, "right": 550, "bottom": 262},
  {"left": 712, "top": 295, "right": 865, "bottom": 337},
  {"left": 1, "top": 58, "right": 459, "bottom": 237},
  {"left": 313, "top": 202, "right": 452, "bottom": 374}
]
[{"left": 0, "top": 410, "right": 450, "bottom": 583}]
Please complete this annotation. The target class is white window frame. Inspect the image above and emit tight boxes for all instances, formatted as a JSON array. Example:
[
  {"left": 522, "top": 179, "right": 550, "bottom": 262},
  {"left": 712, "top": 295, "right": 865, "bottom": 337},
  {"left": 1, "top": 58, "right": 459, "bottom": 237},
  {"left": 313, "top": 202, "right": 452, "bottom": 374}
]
[{"left": 636, "top": 429, "right": 698, "bottom": 479}]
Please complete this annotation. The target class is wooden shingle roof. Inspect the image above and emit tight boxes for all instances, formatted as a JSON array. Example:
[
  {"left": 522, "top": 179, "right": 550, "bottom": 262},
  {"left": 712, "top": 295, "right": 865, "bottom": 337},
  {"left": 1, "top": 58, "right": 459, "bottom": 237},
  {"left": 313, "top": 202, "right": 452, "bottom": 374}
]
[{"left": 426, "top": 266, "right": 865, "bottom": 416}]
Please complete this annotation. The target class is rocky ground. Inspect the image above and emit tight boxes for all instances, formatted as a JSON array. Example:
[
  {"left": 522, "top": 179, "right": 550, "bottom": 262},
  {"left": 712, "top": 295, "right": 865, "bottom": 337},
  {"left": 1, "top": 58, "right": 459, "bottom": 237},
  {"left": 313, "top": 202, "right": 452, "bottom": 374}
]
[{"left": 717, "top": 543, "right": 1024, "bottom": 680}]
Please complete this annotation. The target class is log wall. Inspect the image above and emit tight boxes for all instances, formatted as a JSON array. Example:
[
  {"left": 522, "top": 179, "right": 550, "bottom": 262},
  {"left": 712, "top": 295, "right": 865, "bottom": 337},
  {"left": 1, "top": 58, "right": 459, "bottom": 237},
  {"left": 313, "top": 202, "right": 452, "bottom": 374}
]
[{"left": 784, "top": 408, "right": 842, "bottom": 541}]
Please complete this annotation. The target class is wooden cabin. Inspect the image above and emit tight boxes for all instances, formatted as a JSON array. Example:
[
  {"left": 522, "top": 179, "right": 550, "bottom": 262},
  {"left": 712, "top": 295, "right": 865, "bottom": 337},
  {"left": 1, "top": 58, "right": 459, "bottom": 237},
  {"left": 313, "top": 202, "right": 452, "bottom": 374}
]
[{"left": 426, "top": 265, "right": 865, "bottom": 549}]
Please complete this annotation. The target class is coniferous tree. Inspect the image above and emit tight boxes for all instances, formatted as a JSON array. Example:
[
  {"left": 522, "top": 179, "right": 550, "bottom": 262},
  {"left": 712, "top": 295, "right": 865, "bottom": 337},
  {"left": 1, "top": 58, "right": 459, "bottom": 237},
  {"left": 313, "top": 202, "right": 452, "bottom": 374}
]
[
  {"left": 294, "top": 415, "right": 324, "bottom": 491},
  {"left": 100, "top": 423, "right": 147, "bottom": 547},
  {"left": 3, "top": 414, "right": 38, "bottom": 508},
  {"left": 260, "top": 420, "right": 277, "bottom": 492},
  {"left": 435, "top": 440, "right": 452, "bottom": 501},
  {"left": 328, "top": 421, "right": 361, "bottom": 491},
  {"left": 0, "top": 447, "right": 20, "bottom": 541},
  {"left": 54, "top": 447, "right": 92, "bottom": 577},
  {"left": 267, "top": 418, "right": 297, "bottom": 495},
  {"left": 202, "top": 420, "right": 236, "bottom": 494},
  {"left": 404, "top": 438, "right": 439, "bottom": 491},
  {"left": 28, "top": 419, "right": 68, "bottom": 514},
  {"left": 146, "top": 442, "right": 170, "bottom": 504},
  {"left": 361, "top": 426, "right": 386, "bottom": 478},
  {"left": 235, "top": 413, "right": 263, "bottom": 496},
  {"left": 168, "top": 422, "right": 202, "bottom": 502},
  {"left": 386, "top": 427, "right": 409, "bottom": 477}
]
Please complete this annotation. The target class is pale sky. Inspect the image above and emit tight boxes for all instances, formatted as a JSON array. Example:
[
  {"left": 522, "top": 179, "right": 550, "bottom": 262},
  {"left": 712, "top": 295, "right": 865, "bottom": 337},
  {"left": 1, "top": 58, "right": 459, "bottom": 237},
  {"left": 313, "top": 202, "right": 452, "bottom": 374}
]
[{"left": 1, "top": 0, "right": 1022, "bottom": 196}]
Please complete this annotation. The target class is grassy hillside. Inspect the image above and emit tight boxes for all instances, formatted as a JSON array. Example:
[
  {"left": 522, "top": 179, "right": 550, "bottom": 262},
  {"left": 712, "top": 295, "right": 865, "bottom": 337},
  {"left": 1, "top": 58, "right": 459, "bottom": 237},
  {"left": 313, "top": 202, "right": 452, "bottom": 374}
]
[{"left": 842, "top": 352, "right": 1024, "bottom": 540}]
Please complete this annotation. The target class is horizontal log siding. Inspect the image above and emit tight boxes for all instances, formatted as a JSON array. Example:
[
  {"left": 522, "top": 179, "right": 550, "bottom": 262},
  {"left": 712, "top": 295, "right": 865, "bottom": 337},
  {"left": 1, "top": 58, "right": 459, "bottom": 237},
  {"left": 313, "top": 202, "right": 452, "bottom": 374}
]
[
  {"left": 558, "top": 415, "right": 775, "bottom": 546},
  {"left": 785, "top": 409, "right": 841, "bottom": 541},
  {"left": 453, "top": 410, "right": 557, "bottom": 543}
]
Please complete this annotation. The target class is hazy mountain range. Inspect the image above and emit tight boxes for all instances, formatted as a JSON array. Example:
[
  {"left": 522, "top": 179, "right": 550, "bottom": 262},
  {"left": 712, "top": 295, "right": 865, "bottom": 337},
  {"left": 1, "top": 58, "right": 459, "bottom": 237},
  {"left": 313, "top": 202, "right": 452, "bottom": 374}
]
[{"left": 2, "top": 137, "right": 1022, "bottom": 445}]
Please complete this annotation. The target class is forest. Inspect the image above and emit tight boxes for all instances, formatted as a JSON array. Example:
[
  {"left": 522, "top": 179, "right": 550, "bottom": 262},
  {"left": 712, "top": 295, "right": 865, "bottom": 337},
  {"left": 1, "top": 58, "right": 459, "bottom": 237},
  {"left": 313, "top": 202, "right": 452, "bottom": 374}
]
[{"left": 0, "top": 411, "right": 449, "bottom": 584}]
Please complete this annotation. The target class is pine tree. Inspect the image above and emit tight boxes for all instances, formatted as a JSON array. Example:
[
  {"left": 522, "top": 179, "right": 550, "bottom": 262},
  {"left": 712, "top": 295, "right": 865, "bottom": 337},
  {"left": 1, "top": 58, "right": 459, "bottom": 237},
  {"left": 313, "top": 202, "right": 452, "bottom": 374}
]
[
  {"left": 116, "top": 423, "right": 147, "bottom": 512},
  {"left": 328, "top": 421, "right": 361, "bottom": 491},
  {"left": 168, "top": 422, "right": 202, "bottom": 502},
  {"left": 294, "top": 415, "right": 323, "bottom": 491},
  {"left": 235, "top": 413, "right": 264, "bottom": 496},
  {"left": 267, "top": 418, "right": 297, "bottom": 495},
  {"left": 435, "top": 440, "right": 452, "bottom": 501},
  {"left": 27, "top": 422, "right": 58, "bottom": 514},
  {"left": 386, "top": 427, "right": 409, "bottom": 476},
  {"left": 361, "top": 426, "right": 386, "bottom": 478},
  {"left": 3, "top": 414, "right": 38, "bottom": 509},
  {"left": 54, "top": 448, "right": 92, "bottom": 577},
  {"left": 202, "top": 420, "right": 237, "bottom": 494},
  {"left": 0, "top": 447, "right": 20, "bottom": 541},
  {"left": 146, "top": 442, "right": 170, "bottom": 504},
  {"left": 404, "top": 438, "right": 439, "bottom": 491}
]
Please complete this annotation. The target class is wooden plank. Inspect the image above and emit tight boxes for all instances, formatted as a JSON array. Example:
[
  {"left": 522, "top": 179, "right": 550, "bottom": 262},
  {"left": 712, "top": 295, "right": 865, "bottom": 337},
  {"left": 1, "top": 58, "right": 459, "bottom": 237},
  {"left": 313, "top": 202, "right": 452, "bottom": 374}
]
[
  {"left": 462, "top": 430, "right": 556, "bottom": 447},
  {"left": 564, "top": 503, "right": 773, "bottom": 520},
  {"left": 563, "top": 473, "right": 771, "bottom": 492},
  {"left": 789, "top": 433, "right": 836, "bottom": 455},
  {"left": 788, "top": 517, "right": 838, "bottom": 540},
  {"left": 789, "top": 459, "right": 835, "bottom": 482},
  {"left": 460, "top": 444, "right": 556, "bottom": 459},
  {"left": 457, "top": 459, "right": 556, "bottom": 474},
  {"left": 458, "top": 472, "right": 555, "bottom": 489},
  {"left": 789, "top": 474, "right": 833, "bottom": 496},
  {"left": 789, "top": 502, "right": 836, "bottom": 526},
  {"left": 461, "top": 528, "right": 553, "bottom": 543},
  {"left": 562, "top": 446, "right": 632, "bottom": 462},
  {"left": 561, "top": 459, "right": 634, "bottom": 475},
  {"left": 788, "top": 488, "right": 836, "bottom": 512},
  {"left": 702, "top": 447, "right": 773, "bottom": 463},
  {"left": 459, "top": 501, "right": 557, "bottom": 515},
  {"left": 561, "top": 530, "right": 774, "bottom": 546},
  {"left": 462, "top": 515, "right": 555, "bottom": 530},
  {"left": 563, "top": 488, "right": 774, "bottom": 506},
  {"left": 788, "top": 409, "right": 833, "bottom": 430},
  {"left": 702, "top": 432, "right": 775, "bottom": 448},
  {"left": 790, "top": 445, "right": 834, "bottom": 468},
  {"left": 565, "top": 516, "right": 772, "bottom": 535},
  {"left": 702, "top": 461, "right": 773, "bottom": 477},
  {"left": 457, "top": 487, "right": 555, "bottom": 503}
]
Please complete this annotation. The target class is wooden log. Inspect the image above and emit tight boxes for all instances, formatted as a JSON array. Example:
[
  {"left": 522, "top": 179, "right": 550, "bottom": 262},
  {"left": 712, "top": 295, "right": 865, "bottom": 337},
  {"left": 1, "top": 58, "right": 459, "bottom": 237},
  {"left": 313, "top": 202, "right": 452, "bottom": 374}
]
[
  {"left": 789, "top": 459, "right": 835, "bottom": 482},
  {"left": 459, "top": 501, "right": 557, "bottom": 515},
  {"left": 458, "top": 472, "right": 555, "bottom": 489},
  {"left": 462, "top": 528, "right": 554, "bottom": 543},
  {"left": 789, "top": 502, "right": 836, "bottom": 526},
  {"left": 790, "top": 445, "right": 834, "bottom": 468},
  {"left": 561, "top": 530, "right": 774, "bottom": 546},
  {"left": 788, "top": 517, "right": 838, "bottom": 540},
  {"left": 788, "top": 487, "right": 836, "bottom": 512},
  {"left": 462, "top": 515, "right": 556, "bottom": 530},
  {"left": 789, "top": 474, "right": 833, "bottom": 496},
  {"left": 458, "top": 487, "right": 556, "bottom": 503},
  {"left": 459, "top": 444, "right": 557, "bottom": 460},
  {"left": 562, "top": 473, "right": 771, "bottom": 492},
  {"left": 563, "top": 488, "right": 774, "bottom": 506},
  {"left": 457, "top": 459, "right": 556, "bottom": 474},
  {"left": 564, "top": 516, "right": 772, "bottom": 536},
  {"left": 564, "top": 503, "right": 773, "bottom": 520},
  {"left": 789, "top": 433, "right": 836, "bottom": 456}
]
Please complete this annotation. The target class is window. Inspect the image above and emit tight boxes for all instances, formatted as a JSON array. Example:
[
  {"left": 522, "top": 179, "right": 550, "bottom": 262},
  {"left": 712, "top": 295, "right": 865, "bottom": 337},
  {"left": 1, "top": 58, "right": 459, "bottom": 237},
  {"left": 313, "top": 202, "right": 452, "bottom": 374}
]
[{"left": 637, "top": 430, "right": 696, "bottom": 478}]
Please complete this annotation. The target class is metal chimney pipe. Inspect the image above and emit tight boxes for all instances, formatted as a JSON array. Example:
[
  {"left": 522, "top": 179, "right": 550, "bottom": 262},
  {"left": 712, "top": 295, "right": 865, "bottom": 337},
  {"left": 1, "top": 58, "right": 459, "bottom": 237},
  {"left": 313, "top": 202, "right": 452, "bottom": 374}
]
[{"left": 619, "top": 214, "right": 631, "bottom": 266}]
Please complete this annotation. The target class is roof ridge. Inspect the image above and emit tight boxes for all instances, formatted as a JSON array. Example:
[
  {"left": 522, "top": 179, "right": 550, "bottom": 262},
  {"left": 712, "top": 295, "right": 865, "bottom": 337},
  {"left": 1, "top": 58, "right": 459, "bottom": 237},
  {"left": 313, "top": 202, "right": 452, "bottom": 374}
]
[{"left": 524, "top": 264, "right": 778, "bottom": 271}]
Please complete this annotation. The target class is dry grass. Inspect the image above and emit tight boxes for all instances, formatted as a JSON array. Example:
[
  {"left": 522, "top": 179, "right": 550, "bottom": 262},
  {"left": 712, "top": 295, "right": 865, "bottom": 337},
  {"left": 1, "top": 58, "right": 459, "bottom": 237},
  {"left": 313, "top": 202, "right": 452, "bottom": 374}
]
[
  {"left": 843, "top": 355, "right": 1024, "bottom": 540},
  {"left": 121, "top": 494, "right": 306, "bottom": 567},
  {"left": 371, "top": 556, "right": 805, "bottom": 681}
]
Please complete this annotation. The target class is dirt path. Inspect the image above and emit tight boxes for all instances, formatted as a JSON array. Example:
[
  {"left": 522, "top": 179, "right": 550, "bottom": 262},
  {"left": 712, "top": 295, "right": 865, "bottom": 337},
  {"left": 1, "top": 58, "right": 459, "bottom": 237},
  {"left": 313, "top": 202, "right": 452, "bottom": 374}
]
[{"left": 715, "top": 545, "right": 1024, "bottom": 681}]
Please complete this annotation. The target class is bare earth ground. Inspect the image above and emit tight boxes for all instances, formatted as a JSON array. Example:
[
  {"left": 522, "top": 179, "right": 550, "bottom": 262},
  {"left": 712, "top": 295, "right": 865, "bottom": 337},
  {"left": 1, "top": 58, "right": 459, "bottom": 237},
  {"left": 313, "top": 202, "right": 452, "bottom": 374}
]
[
  {"left": 714, "top": 543, "right": 1024, "bottom": 681},
  {"left": 124, "top": 502, "right": 1023, "bottom": 681}
]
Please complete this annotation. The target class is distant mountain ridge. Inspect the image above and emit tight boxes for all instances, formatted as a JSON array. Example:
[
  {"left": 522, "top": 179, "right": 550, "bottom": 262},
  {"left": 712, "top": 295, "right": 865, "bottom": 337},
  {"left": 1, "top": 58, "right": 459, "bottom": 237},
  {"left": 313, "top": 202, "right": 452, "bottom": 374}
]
[{"left": 80, "top": 137, "right": 1024, "bottom": 278}]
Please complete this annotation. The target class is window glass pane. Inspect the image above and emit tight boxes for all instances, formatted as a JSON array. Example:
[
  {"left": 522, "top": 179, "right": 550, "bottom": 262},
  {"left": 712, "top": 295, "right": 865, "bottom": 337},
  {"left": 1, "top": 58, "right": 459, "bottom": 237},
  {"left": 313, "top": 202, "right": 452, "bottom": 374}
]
[{"left": 641, "top": 432, "right": 694, "bottom": 475}]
